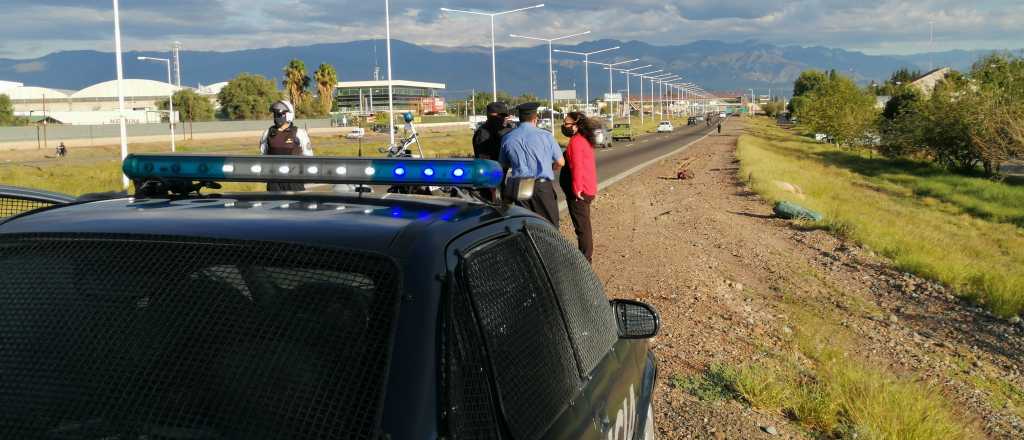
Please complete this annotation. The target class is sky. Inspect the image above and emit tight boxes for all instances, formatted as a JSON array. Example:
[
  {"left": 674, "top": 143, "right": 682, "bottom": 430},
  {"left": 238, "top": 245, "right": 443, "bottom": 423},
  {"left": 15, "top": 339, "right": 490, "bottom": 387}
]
[{"left": 1, "top": 0, "right": 1021, "bottom": 59}]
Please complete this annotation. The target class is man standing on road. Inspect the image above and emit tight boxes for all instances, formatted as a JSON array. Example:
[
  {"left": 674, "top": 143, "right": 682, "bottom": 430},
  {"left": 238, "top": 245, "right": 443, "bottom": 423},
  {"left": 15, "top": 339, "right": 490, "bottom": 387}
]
[
  {"left": 500, "top": 102, "right": 565, "bottom": 226},
  {"left": 717, "top": 120, "right": 723, "bottom": 134},
  {"left": 472, "top": 102, "right": 512, "bottom": 161},
  {"left": 260, "top": 100, "right": 313, "bottom": 192}
]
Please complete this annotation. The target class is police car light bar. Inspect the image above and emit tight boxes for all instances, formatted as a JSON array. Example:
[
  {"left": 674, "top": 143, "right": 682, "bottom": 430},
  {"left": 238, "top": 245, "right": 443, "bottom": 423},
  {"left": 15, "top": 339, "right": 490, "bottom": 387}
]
[{"left": 122, "top": 154, "right": 504, "bottom": 189}]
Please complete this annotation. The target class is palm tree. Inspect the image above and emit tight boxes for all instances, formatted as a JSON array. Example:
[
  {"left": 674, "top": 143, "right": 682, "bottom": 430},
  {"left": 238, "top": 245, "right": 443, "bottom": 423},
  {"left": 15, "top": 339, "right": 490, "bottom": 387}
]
[
  {"left": 314, "top": 63, "right": 338, "bottom": 115},
  {"left": 282, "top": 59, "right": 310, "bottom": 106}
]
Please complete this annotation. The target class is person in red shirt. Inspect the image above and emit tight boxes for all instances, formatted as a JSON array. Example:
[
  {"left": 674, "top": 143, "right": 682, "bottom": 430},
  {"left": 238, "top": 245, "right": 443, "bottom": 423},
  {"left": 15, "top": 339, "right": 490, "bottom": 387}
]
[{"left": 559, "top": 112, "right": 599, "bottom": 262}]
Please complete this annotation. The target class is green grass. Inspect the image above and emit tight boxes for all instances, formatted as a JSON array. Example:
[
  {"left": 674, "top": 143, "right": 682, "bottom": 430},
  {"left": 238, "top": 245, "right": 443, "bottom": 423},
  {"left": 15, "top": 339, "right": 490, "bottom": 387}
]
[
  {"left": 0, "top": 130, "right": 474, "bottom": 196},
  {"left": 737, "top": 118, "right": 1024, "bottom": 318}
]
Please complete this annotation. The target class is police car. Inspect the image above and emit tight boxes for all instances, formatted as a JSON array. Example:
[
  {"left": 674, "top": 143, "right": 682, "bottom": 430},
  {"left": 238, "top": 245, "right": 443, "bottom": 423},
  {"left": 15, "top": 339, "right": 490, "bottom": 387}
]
[{"left": 0, "top": 154, "right": 660, "bottom": 440}]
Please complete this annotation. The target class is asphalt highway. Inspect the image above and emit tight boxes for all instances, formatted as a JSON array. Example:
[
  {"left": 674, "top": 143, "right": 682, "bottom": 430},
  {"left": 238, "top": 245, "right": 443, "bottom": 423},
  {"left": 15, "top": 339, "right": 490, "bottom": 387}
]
[{"left": 555, "top": 123, "right": 717, "bottom": 201}]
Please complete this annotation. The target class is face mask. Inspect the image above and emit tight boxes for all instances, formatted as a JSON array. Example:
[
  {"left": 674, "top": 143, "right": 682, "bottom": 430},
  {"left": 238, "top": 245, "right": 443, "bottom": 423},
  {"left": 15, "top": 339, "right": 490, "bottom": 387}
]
[
  {"left": 561, "top": 126, "right": 576, "bottom": 137},
  {"left": 273, "top": 113, "right": 289, "bottom": 127}
]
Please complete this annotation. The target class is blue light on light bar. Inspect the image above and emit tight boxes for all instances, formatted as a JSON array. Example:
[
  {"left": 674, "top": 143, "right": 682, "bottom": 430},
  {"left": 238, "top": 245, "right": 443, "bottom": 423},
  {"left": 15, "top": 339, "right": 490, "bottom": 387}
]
[{"left": 122, "top": 154, "right": 504, "bottom": 189}]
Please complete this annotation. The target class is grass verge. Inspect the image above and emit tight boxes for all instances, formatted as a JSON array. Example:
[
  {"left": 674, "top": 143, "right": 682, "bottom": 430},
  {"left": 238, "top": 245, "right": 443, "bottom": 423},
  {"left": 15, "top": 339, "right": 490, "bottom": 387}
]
[
  {"left": 736, "top": 118, "right": 1024, "bottom": 318},
  {"left": 679, "top": 312, "right": 980, "bottom": 439}
]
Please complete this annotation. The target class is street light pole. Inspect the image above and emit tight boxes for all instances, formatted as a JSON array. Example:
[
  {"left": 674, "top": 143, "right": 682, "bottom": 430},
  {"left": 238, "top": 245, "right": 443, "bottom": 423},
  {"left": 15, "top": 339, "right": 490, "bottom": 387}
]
[
  {"left": 585, "top": 58, "right": 638, "bottom": 128},
  {"left": 631, "top": 70, "right": 662, "bottom": 126},
  {"left": 510, "top": 30, "right": 591, "bottom": 132},
  {"left": 441, "top": 4, "right": 545, "bottom": 102},
  {"left": 552, "top": 46, "right": 619, "bottom": 114},
  {"left": 138, "top": 56, "right": 176, "bottom": 152},
  {"left": 607, "top": 64, "right": 650, "bottom": 127},
  {"left": 385, "top": 0, "right": 396, "bottom": 147},
  {"left": 112, "top": 0, "right": 129, "bottom": 189}
]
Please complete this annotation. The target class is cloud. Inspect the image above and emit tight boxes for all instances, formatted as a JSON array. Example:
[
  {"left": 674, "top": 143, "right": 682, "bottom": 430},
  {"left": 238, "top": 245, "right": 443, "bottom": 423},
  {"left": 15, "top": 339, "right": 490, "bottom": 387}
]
[{"left": 0, "top": 0, "right": 1019, "bottom": 59}]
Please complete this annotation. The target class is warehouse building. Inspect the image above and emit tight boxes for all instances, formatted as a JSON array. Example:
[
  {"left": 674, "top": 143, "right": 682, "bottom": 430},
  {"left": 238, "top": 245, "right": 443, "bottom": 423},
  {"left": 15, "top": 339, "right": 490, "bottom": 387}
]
[{"left": 3, "top": 79, "right": 181, "bottom": 125}]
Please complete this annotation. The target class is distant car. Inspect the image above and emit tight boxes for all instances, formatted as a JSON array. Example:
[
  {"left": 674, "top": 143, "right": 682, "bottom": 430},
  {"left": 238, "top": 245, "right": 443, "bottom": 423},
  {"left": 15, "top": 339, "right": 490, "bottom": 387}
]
[
  {"left": 593, "top": 128, "right": 613, "bottom": 148},
  {"left": 345, "top": 127, "right": 365, "bottom": 139},
  {"left": 719, "top": 112, "right": 727, "bottom": 118},
  {"left": 611, "top": 123, "right": 635, "bottom": 142},
  {"left": 687, "top": 116, "right": 697, "bottom": 126},
  {"left": 657, "top": 121, "right": 674, "bottom": 133}
]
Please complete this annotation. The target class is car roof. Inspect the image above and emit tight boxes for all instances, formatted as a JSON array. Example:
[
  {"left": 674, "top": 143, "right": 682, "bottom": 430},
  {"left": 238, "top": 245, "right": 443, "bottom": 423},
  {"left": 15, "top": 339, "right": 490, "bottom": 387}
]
[{"left": 0, "top": 192, "right": 521, "bottom": 257}]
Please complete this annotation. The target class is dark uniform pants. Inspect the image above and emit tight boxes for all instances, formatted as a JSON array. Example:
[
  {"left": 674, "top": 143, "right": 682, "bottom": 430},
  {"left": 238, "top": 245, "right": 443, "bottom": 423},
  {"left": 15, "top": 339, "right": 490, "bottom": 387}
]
[
  {"left": 566, "top": 194, "right": 595, "bottom": 262},
  {"left": 518, "top": 179, "right": 559, "bottom": 228}
]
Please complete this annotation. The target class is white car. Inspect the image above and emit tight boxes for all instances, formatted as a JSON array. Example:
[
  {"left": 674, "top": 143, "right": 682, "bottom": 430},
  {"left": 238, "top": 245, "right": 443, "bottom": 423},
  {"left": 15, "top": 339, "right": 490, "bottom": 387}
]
[
  {"left": 345, "top": 127, "right": 366, "bottom": 139},
  {"left": 656, "top": 121, "right": 674, "bottom": 133}
]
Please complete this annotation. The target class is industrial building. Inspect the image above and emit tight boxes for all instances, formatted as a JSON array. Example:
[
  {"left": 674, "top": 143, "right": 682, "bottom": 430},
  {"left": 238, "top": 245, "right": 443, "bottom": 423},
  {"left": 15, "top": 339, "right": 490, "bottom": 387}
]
[
  {"left": 334, "top": 80, "right": 446, "bottom": 115},
  {"left": 3, "top": 79, "right": 189, "bottom": 125}
]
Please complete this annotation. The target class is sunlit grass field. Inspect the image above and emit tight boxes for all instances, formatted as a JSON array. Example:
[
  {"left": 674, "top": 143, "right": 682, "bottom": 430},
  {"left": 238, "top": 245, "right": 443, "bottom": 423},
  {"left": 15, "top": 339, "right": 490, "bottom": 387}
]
[
  {"left": 737, "top": 117, "right": 1024, "bottom": 318},
  {"left": 0, "top": 128, "right": 476, "bottom": 195}
]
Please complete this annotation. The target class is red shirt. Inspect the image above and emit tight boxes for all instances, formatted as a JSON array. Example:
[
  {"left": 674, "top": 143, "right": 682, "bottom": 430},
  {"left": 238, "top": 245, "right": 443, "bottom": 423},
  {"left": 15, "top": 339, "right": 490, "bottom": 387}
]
[{"left": 565, "top": 134, "right": 598, "bottom": 197}]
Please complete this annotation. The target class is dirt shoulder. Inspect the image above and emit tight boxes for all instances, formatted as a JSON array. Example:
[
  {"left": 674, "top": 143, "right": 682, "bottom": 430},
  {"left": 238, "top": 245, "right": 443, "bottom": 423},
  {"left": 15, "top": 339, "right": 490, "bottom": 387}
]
[{"left": 564, "top": 118, "right": 1024, "bottom": 438}]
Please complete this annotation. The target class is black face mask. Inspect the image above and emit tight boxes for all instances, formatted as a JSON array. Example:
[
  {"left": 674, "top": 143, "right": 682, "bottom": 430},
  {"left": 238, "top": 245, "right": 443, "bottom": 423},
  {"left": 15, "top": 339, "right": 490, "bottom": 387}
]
[
  {"left": 561, "top": 126, "right": 576, "bottom": 137},
  {"left": 273, "top": 113, "right": 289, "bottom": 127}
]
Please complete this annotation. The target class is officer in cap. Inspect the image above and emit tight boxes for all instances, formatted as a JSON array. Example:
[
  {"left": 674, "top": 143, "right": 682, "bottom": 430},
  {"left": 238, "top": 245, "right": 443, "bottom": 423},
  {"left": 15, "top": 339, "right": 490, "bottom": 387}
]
[
  {"left": 472, "top": 101, "right": 512, "bottom": 161},
  {"left": 260, "top": 100, "right": 313, "bottom": 192},
  {"left": 499, "top": 102, "right": 565, "bottom": 226}
]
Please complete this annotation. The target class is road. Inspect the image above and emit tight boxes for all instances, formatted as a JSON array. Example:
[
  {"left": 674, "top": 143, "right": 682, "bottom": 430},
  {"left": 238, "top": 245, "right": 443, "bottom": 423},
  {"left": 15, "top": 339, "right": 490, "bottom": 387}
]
[{"left": 555, "top": 123, "right": 716, "bottom": 201}]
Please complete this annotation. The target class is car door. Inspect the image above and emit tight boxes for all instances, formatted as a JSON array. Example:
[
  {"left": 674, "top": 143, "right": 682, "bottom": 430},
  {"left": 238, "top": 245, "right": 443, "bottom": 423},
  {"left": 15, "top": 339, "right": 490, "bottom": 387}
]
[
  {"left": 442, "top": 218, "right": 584, "bottom": 440},
  {"left": 522, "top": 222, "right": 657, "bottom": 440},
  {"left": 442, "top": 219, "right": 657, "bottom": 440}
]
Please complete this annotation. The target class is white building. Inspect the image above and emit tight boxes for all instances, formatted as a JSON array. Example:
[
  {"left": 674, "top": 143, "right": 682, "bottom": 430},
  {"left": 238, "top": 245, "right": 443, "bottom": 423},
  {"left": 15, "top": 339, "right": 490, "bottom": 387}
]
[{"left": 5, "top": 79, "right": 180, "bottom": 125}]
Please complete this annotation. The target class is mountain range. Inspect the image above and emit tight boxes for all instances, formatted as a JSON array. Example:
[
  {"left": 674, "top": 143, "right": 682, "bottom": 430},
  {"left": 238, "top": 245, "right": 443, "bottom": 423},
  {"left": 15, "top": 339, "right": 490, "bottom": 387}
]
[{"left": 1, "top": 39, "right": 1017, "bottom": 98}]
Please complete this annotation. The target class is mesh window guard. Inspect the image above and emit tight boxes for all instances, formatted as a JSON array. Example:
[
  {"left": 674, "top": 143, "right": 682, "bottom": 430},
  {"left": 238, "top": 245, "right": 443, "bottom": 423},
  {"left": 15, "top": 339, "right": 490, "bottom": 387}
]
[
  {"left": 0, "top": 197, "right": 57, "bottom": 219},
  {"left": 460, "top": 233, "right": 580, "bottom": 440},
  {"left": 0, "top": 233, "right": 400, "bottom": 440},
  {"left": 525, "top": 224, "right": 618, "bottom": 377}
]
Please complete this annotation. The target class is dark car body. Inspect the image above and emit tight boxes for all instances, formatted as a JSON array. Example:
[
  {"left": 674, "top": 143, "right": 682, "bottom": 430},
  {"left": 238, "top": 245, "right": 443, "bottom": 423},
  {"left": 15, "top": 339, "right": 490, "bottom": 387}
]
[{"left": 0, "top": 188, "right": 659, "bottom": 440}]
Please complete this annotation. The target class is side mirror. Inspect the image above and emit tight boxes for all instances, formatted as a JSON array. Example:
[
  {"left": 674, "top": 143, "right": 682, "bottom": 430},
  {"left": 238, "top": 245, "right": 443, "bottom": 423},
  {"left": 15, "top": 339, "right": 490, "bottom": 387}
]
[
  {"left": 611, "top": 299, "right": 660, "bottom": 339},
  {"left": 502, "top": 177, "right": 535, "bottom": 203}
]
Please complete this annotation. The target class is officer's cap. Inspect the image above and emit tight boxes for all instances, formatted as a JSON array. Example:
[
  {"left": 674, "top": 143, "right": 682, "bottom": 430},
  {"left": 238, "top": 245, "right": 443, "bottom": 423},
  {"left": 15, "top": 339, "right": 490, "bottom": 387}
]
[
  {"left": 516, "top": 102, "right": 540, "bottom": 118},
  {"left": 486, "top": 101, "right": 509, "bottom": 116}
]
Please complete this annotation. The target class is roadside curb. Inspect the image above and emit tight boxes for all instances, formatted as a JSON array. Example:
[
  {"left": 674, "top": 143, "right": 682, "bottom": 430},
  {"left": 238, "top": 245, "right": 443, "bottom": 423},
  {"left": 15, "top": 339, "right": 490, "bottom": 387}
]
[{"left": 559, "top": 130, "right": 713, "bottom": 213}]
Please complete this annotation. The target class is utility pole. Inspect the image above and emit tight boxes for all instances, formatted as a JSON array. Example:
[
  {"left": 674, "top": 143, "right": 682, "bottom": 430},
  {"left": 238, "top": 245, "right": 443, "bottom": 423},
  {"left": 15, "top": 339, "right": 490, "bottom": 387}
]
[
  {"left": 928, "top": 20, "right": 935, "bottom": 71},
  {"left": 41, "top": 94, "right": 48, "bottom": 150}
]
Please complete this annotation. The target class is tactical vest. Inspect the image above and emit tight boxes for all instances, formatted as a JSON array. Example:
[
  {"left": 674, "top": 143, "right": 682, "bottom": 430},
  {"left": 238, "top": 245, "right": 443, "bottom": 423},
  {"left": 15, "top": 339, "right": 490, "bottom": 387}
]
[{"left": 266, "top": 126, "right": 303, "bottom": 156}]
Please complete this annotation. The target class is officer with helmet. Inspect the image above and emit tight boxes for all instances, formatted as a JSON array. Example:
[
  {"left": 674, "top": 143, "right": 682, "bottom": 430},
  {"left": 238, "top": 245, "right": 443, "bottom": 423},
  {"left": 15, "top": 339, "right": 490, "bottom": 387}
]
[{"left": 260, "top": 100, "right": 313, "bottom": 192}]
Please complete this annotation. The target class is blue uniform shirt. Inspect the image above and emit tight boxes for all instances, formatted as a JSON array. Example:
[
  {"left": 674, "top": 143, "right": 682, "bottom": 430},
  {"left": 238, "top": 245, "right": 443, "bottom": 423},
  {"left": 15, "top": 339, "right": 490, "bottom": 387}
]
[{"left": 499, "top": 121, "right": 564, "bottom": 180}]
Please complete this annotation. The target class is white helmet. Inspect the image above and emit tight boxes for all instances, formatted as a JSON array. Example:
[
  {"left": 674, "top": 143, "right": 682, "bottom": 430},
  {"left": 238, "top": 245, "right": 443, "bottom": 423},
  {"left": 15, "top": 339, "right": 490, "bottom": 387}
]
[{"left": 270, "top": 100, "right": 296, "bottom": 124}]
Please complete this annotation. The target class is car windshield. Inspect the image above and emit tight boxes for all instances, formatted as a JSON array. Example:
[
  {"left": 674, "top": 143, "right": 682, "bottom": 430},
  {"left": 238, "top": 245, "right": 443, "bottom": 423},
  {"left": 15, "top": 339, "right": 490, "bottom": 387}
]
[{"left": 0, "top": 233, "right": 400, "bottom": 439}]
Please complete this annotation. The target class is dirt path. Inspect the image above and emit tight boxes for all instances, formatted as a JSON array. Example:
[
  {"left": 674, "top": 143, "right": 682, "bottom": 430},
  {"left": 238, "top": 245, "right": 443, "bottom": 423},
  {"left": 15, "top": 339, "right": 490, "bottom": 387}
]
[{"left": 562, "top": 118, "right": 1024, "bottom": 439}]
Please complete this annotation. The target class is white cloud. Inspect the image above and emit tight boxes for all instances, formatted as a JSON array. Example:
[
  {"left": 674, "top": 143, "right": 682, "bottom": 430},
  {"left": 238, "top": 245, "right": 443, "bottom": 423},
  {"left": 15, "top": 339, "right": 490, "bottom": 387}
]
[{"left": 0, "top": 0, "right": 1020, "bottom": 58}]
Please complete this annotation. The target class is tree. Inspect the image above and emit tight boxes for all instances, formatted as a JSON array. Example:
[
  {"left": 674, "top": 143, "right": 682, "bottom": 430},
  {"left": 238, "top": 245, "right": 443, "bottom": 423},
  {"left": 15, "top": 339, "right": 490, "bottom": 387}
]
[
  {"left": 965, "top": 53, "right": 1024, "bottom": 173},
  {"left": 878, "top": 86, "right": 925, "bottom": 157},
  {"left": 0, "top": 94, "right": 14, "bottom": 125},
  {"left": 762, "top": 101, "right": 785, "bottom": 117},
  {"left": 795, "top": 72, "right": 878, "bottom": 147},
  {"left": 313, "top": 63, "right": 338, "bottom": 116},
  {"left": 283, "top": 59, "right": 311, "bottom": 107},
  {"left": 792, "top": 70, "right": 830, "bottom": 98},
  {"left": 789, "top": 70, "right": 829, "bottom": 113},
  {"left": 158, "top": 89, "right": 215, "bottom": 122},
  {"left": 218, "top": 73, "right": 282, "bottom": 120}
]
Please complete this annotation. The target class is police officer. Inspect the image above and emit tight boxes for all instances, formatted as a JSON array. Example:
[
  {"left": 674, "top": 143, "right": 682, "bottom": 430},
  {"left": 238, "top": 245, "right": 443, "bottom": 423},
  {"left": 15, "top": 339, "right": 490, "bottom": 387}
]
[
  {"left": 472, "top": 102, "right": 512, "bottom": 161},
  {"left": 260, "top": 100, "right": 313, "bottom": 192},
  {"left": 499, "top": 102, "right": 565, "bottom": 226}
]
